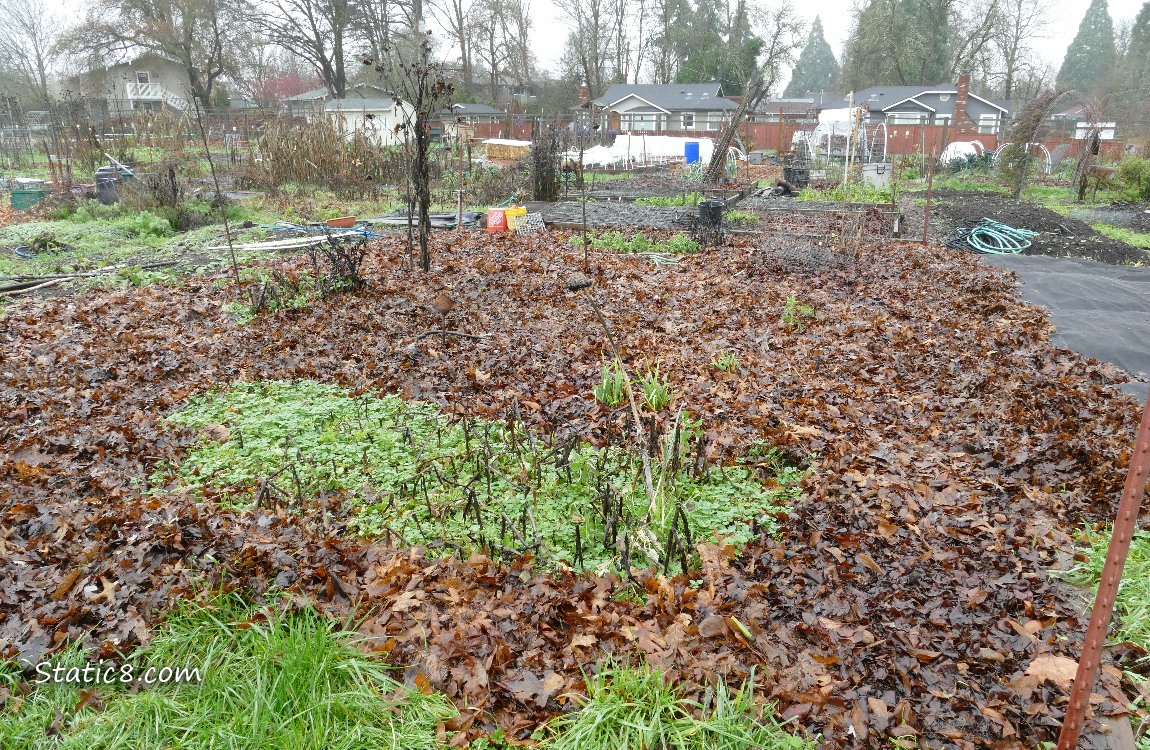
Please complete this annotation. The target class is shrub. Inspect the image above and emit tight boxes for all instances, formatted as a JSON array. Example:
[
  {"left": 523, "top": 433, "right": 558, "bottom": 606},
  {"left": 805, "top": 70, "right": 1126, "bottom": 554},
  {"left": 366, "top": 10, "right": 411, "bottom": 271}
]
[{"left": 1118, "top": 156, "right": 1150, "bottom": 202}]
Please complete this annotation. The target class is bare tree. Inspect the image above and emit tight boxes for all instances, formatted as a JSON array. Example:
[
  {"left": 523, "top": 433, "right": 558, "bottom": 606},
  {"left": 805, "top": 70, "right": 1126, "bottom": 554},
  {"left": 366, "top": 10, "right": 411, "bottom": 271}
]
[
  {"left": 627, "top": 0, "right": 650, "bottom": 83},
  {"left": 555, "top": 0, "right": 617, "bottom": 99},
  {"left": 0, "top": 0, "right": 61, "bottom": 104},
  {"left": 472, "top": 0, "right": 510, "bottom": 103},
  {"left": 254, "top": 0, "right": 353, "bottom": 98},
  {"left": 233, "top": 43, "right": 321, "bottom": 105},
  {"left": 359, "top": 0, "right": 410, "bottom": 72},
  {"left": 749, "top": 2, "right": 804, "bottom": 102},
  {"left": 948, "top": 0, "right": 1001, "bottom": 80},
  {"left": 703, "top": 2, "right": 802, "bottom": 183},
  {"left": 992, "top": 0, "right": 1050, "bottom": 99},
  {"left": 501, "top": 0, "right": 535, "bottom": 89},
  {"left": 374, "top": 32, "right": 455, "bottom": 271},
  {"left": 428, "top": 0, "right": 476, "bottom": 87},
  {"left": 67, "top": 0, "right": 249, "bottom": 110}
]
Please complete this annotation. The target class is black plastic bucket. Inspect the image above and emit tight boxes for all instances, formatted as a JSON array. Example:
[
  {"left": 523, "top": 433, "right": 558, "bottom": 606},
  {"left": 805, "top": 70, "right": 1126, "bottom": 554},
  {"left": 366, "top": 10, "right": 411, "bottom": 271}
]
[{"left": 699, "top": 200, "right": 725, "bottom": 225}]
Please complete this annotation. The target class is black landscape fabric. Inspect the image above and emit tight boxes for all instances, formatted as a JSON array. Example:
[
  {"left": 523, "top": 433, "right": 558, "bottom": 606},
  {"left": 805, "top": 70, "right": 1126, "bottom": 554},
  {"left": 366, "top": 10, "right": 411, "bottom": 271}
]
[{"left": 981, "top": 253, "right": 1150, "bottom": 400}]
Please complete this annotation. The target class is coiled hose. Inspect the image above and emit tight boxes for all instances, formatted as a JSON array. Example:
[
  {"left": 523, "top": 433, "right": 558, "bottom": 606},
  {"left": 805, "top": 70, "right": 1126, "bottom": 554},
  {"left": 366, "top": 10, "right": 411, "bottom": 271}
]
[{"left": 946, "top": 218, "right": 1039, "bottom": 254}]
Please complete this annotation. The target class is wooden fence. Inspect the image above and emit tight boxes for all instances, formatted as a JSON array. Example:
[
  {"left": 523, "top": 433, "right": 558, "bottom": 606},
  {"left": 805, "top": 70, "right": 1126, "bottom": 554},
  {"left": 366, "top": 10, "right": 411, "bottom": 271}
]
[{"left": 466, "top": 119, "right": 1132, "bottom": 164}]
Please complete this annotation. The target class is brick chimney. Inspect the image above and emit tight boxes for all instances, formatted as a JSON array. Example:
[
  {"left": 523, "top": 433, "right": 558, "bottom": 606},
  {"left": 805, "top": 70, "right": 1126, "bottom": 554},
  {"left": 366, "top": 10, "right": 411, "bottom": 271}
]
[
  {"left": 953, "top": 73, "right": 973, "bottom": 126},
  {"left": 579, "top": 84, "right": 590, "bottom": 106}
]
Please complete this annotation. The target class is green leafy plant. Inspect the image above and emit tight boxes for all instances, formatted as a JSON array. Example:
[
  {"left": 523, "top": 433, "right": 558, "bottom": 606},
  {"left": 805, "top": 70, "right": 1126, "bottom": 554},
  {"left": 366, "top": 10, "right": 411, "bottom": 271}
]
[
  {"left": 1118, "top": 156, "right": 1150, "bottom": 202},
  {"left": 594, "top": 358, "right": 628, "bottom": 407},
  {"left": 571, "top": 232, "right": 699, "bottom": 255},
  {"left": 1061, "top": 527, "right": 1150, "bottom": 745},
  {"left": 799, "top": 181, "right": 893, "bottom": 204},
  {"left": 712, "top": 351, "right": 739, "bottom": 372},
  {"left": 724, "top": 210, "right": 759, "bottom": 226},
  {"left": 1062, "top": 527, "right": 1150, "bottom": 647},
  {"left": 661, "top": 234, "right": 699, "bottom": 254},
  {"left": 634, "top": 192, "right": 704, "bottom": 207},
  {"left": 159, "top": 380, "right": 804, "bottom": 573},
  {"left": 781, "top": 296, "right": 814, "bottom": 330},
  {"left": 1092, "top": 224, "right": 1150, "bottom": 250},
  {"left": 638, "top": 360, "right": 673, "bottom": 412}
]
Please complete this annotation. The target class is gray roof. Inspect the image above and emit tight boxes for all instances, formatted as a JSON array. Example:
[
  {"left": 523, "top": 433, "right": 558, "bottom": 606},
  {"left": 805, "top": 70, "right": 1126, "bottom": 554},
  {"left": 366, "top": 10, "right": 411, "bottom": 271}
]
[
  {"left": 287, "top": 84, "right": 392, "bottom": 103},
  {"left": 835, "top": 85, "right": 951, "bottom": 110},
  {"left": 833, "top": 84, "right": 1008, "bottom": 115},
  {"left": 594, "top": 83, "right": 739, "bottom": 112},
  {"left": 284, "top": 86, "right": 329, "bottom": 102},
  {"left": 325, "top": 98, "right": 400, "bottom": 111},
  {"left": 450, "top": 102, "right": 504, "bottom": 115}
]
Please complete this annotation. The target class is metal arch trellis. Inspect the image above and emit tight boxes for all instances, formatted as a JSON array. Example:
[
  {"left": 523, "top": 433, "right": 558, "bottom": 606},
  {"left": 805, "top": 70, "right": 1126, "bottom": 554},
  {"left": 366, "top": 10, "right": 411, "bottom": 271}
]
[{"left": 994, "top": 141, "right": 1052, "bottom": 174}]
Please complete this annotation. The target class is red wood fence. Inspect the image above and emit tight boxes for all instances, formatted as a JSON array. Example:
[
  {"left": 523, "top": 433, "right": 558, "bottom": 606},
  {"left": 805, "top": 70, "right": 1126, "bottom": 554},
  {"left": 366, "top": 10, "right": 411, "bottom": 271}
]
[{"left": 465, "top": 120, "right": 1129, "bottom": 162}]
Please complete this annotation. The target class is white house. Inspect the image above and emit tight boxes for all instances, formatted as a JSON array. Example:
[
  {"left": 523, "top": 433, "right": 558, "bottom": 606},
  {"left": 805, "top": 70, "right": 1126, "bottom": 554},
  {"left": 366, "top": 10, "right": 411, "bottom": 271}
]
[
  {"left": 62, "top": 53, "right": 193, "bottom": 118},
  {"left": 324, "top": 98, "right": 413, "bottom": 146},
  {"left": 590, "top": 82, "right": 740, "bottom": 133}
]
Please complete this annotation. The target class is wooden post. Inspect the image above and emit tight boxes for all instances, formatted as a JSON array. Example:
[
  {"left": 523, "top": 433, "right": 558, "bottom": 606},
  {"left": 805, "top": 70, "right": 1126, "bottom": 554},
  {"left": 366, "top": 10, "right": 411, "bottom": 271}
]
[{"left": 1058, "top": 389, "right": 1150, "bottom": 749}]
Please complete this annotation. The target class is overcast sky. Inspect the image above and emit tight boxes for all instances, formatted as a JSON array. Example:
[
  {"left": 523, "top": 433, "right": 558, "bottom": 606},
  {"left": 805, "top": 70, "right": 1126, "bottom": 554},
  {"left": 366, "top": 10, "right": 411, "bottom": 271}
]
[{"left": 528, "top": 0, "right": 1148, "bottom": 90}]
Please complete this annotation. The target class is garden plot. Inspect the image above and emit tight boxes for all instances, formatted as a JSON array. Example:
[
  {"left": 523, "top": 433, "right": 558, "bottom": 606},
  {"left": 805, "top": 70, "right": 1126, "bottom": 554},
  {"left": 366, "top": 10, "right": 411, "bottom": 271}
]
[
  {"left": 2, "top": 228, "right": 1146, "bottom": 747},
  {"left": 734, "top": 195, "right": 900, "bottom": 237},
  {"left": 931, "top": 193, "right": 1150, "bottom": 264},
  {"left": 524, "top": 201, "right": 694, "bottom": 229}
]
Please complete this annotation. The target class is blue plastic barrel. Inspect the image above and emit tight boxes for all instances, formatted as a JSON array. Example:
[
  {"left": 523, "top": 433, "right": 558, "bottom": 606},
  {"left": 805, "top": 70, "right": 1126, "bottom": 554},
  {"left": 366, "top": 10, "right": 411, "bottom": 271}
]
[{"left": 684, "top": 141, "right": 700, "bottom": 164}]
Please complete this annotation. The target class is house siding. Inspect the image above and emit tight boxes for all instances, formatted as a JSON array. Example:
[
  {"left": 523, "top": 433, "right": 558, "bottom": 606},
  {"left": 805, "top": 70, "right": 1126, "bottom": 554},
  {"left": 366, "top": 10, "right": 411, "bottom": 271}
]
[{"left": 68, "top": 54, "right": 194, "bottom": 116}]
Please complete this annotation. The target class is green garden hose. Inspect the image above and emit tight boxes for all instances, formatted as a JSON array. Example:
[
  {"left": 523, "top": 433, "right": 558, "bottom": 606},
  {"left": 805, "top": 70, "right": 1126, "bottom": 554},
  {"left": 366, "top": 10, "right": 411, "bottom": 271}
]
[{"left": 947, "top": 218, "right": 1039, "bottom": 254}]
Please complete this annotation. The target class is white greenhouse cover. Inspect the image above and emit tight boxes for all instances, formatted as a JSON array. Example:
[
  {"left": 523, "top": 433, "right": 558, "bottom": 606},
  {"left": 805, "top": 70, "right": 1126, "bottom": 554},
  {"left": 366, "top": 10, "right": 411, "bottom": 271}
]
[
  {"left": 565, "top": 135, "right": 716, "bottom": 167},
  {"left": 940, "top": 140, "right": 986, "bottom": 163}
]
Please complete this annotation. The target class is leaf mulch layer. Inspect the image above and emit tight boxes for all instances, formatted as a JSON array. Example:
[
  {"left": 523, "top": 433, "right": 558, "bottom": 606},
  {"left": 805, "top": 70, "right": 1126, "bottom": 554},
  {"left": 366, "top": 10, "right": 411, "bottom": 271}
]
[
  {"left": 931, "top": 194, "right": 1150, "bottom": 265},
  {"left": 1, "top": 230, "right": 1147, "bottom": 748}
]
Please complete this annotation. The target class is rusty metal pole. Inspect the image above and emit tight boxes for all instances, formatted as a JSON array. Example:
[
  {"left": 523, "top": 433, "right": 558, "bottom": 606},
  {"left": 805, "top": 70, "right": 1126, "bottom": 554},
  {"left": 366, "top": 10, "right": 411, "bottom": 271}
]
[
  {"left": 922, "top": 149, "right": 936, "bottom": 243},
  {"left": 1058, "top": 389, "right": 1150, "bottom": 749}
]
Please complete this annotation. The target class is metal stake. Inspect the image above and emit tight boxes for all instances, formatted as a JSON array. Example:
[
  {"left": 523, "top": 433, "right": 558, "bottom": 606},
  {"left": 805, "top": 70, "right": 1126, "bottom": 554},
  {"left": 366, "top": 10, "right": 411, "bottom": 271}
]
[
  {"left": 1058, "top": 389, "right": 1150, "bottom": 749},
  {"left": 922, "top": 148, "right": 936, "bottom": 243}
]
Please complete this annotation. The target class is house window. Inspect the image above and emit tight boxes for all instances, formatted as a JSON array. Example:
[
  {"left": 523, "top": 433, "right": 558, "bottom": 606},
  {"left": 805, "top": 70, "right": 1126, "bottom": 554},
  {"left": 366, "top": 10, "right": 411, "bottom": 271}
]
[
  {"left": 682, "top": 113, "right": 694, "bottom": 129},
  {"left": 632, "top": 114, "right": 655, "bottom": 130},
  {"left": 707, "top": 113, "right": 722, "bottom": 131},
  {"left": 935, "top": 115, "right": 951, "bottom": 126},
  {"left": 135, "top": 72, "right": 151, "bottom": 84},
  {"left": 886, "top": 113, "right": 925, "bottom": 125},
  {"left": 978, "top": 114, "right": 998, "bottom": 134}
]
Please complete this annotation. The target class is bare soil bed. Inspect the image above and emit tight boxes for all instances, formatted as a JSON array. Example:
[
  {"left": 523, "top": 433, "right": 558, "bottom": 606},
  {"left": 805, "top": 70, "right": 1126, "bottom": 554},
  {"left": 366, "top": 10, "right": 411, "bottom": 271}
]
[
  {"left": 1, "top": 231, "right": 1145, "bottom": 747},
  {"left": 930, "top": 193, "right": 1150, "bottom": 265},
  {"left": 524, "top": 201, "right": 693, "bottom": 229}
]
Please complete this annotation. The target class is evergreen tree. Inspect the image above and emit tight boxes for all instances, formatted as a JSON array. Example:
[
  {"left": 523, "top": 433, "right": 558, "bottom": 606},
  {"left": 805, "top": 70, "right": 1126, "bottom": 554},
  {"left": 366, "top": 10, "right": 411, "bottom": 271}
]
[
  {"left": 842, "top": 0, "right": 951, "bottom": 89},
  {"left": 1115, "top": 2, "right": 1150, "bottom": 118},
  {"left": 1055, "top": 0, "right": 1117, "bottom": 96},
  {"left": 649, "top": 0, "right": 695, "bottom": 83},
  {"left": 784, "top": 16, "right": 839, "bottom": 96},
  {"left": 676, "top": 0, "right": 761, "bottom": 95}
]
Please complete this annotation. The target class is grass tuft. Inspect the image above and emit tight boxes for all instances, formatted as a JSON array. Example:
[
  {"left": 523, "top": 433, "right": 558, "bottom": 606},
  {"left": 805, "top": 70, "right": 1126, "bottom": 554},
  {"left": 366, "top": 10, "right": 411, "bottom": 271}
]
[
  {"left": 545, "top": 661, "right": 811, "bottom": 750},
  {"left": 0, "top": 595, "right": 455, "bottom": 750}
]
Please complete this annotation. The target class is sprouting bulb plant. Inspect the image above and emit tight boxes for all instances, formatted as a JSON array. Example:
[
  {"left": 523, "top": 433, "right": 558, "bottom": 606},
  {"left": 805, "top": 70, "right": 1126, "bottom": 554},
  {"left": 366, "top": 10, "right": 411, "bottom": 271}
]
[
  {"left": 781, "top": 296, "right": 814, "bottom": 331},
  {"left": 712, "top": 351, "right": 739, "bottom": 372}
]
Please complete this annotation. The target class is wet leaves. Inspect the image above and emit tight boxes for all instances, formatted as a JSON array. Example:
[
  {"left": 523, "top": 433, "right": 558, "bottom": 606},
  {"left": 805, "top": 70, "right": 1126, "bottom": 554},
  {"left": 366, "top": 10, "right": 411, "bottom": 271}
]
[{"left": 1, "top": 230, "right": 1145, "bottom": 747}]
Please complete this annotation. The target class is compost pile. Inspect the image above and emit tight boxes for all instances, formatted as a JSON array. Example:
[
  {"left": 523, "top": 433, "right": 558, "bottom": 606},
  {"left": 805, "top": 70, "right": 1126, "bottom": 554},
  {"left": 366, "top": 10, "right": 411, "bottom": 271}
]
[
  {"left": 1, "top": 231, "right": 1145, "bottom": 748},
  {"left": 931, "top": 194, "right": 1149, "bottom": 264}
]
